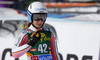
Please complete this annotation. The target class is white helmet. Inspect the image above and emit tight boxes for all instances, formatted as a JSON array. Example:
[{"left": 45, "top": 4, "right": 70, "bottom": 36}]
[{"left": 27, "top": 2, "right": 47, "bottom": 23}]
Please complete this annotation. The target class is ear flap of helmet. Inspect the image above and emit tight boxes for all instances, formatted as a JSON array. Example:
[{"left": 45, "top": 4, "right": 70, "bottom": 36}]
[{"left": 27, "top": 13, "right": 32, "bottom": 23}]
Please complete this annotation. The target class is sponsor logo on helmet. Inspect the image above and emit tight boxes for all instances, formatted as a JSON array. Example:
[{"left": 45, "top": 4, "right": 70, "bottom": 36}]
[{"left": 34, "top": 8, "right": 46, "bottom": 11}]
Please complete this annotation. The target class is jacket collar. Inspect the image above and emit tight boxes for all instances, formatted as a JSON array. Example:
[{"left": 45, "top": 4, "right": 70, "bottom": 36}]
[{"left": 28, "top": 25, "right": 42, "bottom": 31}]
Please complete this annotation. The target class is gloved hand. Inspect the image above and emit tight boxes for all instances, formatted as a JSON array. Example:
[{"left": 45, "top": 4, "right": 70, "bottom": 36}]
[{"left": 27, "top": 29, "right": 42, "bottom": 47}]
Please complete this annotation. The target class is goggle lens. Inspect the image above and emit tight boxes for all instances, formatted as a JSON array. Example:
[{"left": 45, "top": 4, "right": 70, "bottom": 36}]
[{"left": 33, "top": 13, "right": 47, "bottom": 21}]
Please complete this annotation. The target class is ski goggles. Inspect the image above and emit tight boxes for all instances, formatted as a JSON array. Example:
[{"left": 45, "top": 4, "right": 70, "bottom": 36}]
[{"left": 32, "top": 13, "right": 47, "bottom": 21}]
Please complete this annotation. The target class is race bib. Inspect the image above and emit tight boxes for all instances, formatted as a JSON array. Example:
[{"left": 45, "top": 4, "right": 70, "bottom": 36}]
[{"left": 31, "top": 54, "right": 52, "bottom": 60}]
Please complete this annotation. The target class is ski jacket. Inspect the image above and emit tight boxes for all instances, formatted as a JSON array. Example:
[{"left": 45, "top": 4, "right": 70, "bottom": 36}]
[{"left": 12, "top": 25, "right": 60, "bottom": 60}]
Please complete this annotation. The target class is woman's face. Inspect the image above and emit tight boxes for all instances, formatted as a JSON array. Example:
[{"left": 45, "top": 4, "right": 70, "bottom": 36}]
[{"left": 32, "top": 19, "right": 44, "bottom": 29}]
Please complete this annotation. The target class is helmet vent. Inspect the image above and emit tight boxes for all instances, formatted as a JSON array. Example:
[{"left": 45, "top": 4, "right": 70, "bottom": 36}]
[{"left": 30, "top": 4, "right": 32, "bottom": 9}]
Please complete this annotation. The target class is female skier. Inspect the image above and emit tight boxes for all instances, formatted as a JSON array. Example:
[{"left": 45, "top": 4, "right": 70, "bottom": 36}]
[{"left": 12, "top": 2, "right": 60, "bottom": 60}]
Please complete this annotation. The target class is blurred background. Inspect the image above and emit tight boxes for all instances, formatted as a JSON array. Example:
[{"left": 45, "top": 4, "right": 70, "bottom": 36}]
[{"left": 0, "top": 0, "right": 100, "bottom": 14}]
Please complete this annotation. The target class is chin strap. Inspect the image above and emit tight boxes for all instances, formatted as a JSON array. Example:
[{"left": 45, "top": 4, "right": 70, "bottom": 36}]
[{"left": 32, "top": 23, "right": 38, "bottom": 29}]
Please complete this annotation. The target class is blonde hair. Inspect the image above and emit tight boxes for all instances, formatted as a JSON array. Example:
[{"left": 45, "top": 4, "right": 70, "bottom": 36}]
[{"left": 25, "top": 21, "right": 31, "bottom": 28}]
